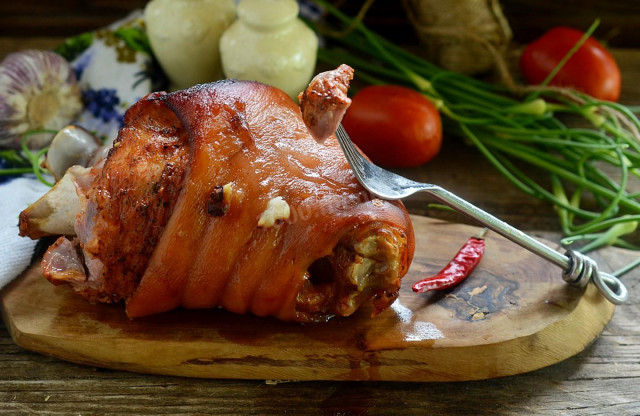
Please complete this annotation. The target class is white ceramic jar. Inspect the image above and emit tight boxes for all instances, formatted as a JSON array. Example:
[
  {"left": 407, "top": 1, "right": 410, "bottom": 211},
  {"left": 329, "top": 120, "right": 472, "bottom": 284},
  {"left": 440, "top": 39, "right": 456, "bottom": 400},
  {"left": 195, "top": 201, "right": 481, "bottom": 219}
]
[
  {"left": 144, "top": 0, "right": 236, "bottom": 91},
  {"left": 219, "top": 0, "right": 318, "bottom": 99}
]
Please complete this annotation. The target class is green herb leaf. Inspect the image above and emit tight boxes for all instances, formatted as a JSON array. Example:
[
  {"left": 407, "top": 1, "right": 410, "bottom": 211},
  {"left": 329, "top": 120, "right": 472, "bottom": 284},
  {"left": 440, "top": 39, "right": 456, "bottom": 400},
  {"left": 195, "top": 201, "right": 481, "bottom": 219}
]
[{"left": 54, "top": 32, "right": 94, "bottom": 61}]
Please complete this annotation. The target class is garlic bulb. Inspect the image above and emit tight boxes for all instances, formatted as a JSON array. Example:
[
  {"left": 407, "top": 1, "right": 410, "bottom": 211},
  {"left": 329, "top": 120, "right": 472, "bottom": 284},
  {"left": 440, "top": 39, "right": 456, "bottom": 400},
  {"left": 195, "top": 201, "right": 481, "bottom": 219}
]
[{"left": 0, "top": 50, "right": 83, "bottom": 149}]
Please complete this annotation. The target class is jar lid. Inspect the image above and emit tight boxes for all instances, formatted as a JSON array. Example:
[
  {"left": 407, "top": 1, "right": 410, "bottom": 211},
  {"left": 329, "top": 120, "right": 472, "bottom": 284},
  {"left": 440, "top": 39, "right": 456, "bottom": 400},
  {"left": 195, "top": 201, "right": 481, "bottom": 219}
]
[{"left": 237, "top": 0, "right": 299, "bottom": 28}]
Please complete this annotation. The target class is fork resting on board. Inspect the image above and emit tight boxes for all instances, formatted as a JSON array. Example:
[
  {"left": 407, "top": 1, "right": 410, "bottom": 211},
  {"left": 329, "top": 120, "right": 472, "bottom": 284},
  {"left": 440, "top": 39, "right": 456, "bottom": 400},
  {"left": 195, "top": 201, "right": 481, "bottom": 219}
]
[{"left": 335, "top": 125, "right": 628, "bottom": 305}]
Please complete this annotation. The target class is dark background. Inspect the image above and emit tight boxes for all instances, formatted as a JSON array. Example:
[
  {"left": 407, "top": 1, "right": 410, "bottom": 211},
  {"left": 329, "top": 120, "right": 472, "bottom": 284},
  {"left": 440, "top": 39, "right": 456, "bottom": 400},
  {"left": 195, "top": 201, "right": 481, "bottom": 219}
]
[{"left": 0, "top": 0, "right": 638, "bottom": 47}]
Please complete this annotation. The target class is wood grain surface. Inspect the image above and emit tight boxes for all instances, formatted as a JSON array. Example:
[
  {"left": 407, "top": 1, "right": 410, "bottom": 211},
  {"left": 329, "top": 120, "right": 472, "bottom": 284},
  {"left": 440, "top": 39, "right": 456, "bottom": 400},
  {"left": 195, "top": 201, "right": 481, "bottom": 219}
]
[{"left": 0, "top": 216, "right": 616, "bottom": 382}]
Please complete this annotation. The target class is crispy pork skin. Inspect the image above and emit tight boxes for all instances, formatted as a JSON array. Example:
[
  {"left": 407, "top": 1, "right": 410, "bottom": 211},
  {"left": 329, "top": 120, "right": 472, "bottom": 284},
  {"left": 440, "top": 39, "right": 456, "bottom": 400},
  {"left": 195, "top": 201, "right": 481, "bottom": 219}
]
[{"left": 28, "top": 75, "right": 415, "bottom": 322}]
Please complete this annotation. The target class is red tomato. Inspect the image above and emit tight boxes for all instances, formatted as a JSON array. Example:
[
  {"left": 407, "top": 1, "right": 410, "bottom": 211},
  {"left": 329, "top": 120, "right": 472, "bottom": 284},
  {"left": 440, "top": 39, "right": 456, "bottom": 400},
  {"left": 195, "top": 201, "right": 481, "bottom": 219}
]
[
  {"left": 342, "top": 85, "right": 442, "bottom": 168},
  {"left": 520, "top": 26, "right": 621, "bottom": 101}
]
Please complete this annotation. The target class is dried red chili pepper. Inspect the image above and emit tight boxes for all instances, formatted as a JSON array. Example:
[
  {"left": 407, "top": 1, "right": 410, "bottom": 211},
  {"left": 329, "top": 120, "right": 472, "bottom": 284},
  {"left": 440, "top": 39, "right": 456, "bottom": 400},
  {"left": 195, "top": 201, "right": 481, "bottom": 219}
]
[{"left": 412, "top": 229, "right": 487, "bottom": 293}]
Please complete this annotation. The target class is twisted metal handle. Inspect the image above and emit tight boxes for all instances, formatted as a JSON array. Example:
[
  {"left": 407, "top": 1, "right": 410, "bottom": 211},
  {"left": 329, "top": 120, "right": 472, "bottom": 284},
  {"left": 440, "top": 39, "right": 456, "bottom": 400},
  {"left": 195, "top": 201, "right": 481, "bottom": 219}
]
[
  {"left": 563, "top": 250, "right": 628, "bottom": 304},
  {"left": 428, "top": 186, "right": 629, "bottom": 305}
]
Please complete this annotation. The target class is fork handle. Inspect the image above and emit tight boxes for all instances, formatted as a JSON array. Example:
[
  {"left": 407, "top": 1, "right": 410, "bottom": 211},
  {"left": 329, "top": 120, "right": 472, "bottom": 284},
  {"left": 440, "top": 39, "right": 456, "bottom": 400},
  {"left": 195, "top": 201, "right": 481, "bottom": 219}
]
[{"left": 427, "top": 186, "right": 628, "bottom": 305}]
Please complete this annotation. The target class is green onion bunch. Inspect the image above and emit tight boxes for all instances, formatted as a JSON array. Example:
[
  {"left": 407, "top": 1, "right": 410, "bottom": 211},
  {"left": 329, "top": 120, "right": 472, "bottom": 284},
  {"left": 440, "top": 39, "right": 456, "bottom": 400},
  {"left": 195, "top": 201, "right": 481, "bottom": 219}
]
[{"left": 312, "top": 0, "right": 640, "bottom": 261}]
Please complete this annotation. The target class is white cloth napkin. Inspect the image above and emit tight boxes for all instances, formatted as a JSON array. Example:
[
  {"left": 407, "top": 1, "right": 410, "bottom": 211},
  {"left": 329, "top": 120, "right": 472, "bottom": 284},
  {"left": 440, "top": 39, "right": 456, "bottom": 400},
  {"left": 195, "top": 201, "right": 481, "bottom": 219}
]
[
  {"left": 0, "top": 177, "right": 50, "bottom": 289},
  {"left": 0, "top": 11, "right": 155, "bottom": 291}
]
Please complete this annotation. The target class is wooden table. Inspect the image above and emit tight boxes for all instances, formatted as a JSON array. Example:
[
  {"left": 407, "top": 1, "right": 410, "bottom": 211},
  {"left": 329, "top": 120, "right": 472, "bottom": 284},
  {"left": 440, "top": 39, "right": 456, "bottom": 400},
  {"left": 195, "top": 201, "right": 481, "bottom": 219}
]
[{"left": 1, "top": 37, "right": 639, "bottom": 415}]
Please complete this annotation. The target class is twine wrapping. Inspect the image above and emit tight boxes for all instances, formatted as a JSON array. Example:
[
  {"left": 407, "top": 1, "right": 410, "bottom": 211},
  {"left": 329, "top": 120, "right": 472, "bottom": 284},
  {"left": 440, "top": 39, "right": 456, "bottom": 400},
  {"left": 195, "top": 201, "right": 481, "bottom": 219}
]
[{"left": 403, "top": 0, "right": 513, "bottom": 80}]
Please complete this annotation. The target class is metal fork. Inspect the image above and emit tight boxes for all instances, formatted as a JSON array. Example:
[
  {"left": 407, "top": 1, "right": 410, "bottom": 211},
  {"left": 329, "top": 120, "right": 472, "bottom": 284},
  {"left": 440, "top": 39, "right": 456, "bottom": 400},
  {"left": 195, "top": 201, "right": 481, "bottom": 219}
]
[{"left": 335, "top": 125, "right": 628, "bottom": 304}]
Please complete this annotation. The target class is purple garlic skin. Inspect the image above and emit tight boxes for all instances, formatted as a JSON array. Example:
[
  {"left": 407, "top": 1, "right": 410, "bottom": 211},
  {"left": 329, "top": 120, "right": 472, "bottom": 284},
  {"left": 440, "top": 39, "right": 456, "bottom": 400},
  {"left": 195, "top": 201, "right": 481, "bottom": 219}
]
[{"left": 0, "top": 50, "right": 82, "bottom": 149}]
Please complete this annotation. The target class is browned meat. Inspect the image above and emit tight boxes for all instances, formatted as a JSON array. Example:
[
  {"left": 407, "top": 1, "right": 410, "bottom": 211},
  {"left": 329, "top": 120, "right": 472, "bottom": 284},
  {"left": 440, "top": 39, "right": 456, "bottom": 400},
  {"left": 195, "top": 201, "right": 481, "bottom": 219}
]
[
  {"left": 298, "top": 64, "right": 354, "bottom": 143},
  {"left": 42, "top": 236, "right": 86, "bottom": 286},
  {"left": 40, "top": 91, "right": 190, "bottom": 303},
  {"left": 25, "top": 73, "right": 415, "bottom": 323}
]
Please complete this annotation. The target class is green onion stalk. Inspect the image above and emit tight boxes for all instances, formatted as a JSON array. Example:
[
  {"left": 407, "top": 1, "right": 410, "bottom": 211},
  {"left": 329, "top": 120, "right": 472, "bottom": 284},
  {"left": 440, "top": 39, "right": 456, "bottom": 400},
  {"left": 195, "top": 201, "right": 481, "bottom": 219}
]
[
  {"left": 0, "top": 130, "right": 56, "bottom": 186},
  {"left": 311, "top": 0, "right": 640, "bottom": 269}
]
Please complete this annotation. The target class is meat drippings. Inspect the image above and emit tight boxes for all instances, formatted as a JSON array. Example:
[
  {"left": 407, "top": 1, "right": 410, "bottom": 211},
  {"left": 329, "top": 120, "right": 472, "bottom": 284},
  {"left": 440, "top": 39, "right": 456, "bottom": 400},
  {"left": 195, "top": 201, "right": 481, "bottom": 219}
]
[{"left": 295, "top": 224, "right": 408, "bottom": 322}]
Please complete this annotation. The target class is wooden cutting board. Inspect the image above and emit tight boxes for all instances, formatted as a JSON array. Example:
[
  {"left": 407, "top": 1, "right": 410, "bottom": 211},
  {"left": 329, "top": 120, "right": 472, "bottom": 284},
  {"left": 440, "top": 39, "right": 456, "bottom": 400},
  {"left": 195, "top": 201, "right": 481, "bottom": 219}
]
[{"left": 0, "top": 215, "right": 619, "bottom": 382}]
